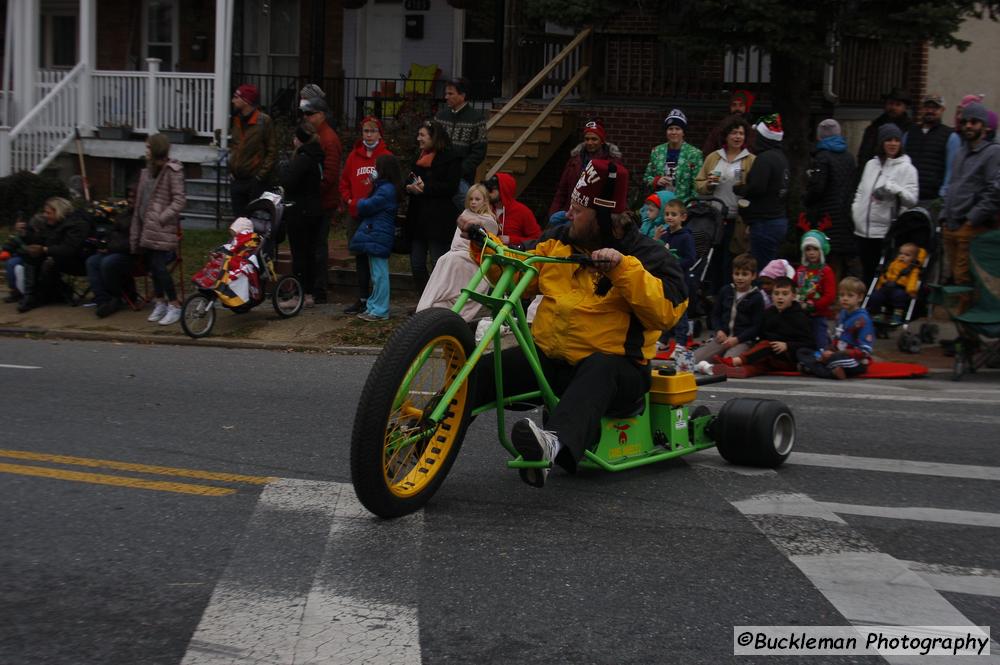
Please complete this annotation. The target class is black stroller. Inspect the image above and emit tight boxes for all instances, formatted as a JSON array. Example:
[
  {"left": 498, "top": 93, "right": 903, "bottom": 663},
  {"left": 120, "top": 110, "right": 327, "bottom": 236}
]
[
  {"left": 684, "top": 196, "right": 728, "bottom": 337},
  {"left": 181, "top": 191, "right": 304, "bottom": 338},
  {"left": 861, "top": 206, "right": 939, "bottom": 353}
]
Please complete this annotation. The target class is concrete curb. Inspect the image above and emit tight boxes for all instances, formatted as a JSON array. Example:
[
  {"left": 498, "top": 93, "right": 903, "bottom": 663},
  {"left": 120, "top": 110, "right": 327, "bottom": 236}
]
[{"left": 0, "top": 326, "right": 384, "bottom": 356}]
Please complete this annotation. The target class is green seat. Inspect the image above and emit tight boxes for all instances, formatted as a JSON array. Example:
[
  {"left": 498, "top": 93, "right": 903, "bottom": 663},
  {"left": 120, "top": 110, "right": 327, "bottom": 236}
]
[{"left": 954, "top": 229, "right": 1000, "bottom": 329}]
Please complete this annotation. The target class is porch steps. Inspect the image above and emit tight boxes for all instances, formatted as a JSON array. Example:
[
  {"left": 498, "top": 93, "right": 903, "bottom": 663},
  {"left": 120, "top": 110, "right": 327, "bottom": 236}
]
[
  {"left": 181, "top": 164, "right": 233, "bottom": 230},
  {"left": 477, "top": 108, "right": 576, "bottom": 196}
]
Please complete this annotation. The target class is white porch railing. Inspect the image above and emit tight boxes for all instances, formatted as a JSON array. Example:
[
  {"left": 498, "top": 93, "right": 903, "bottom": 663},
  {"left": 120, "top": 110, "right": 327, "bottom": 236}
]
[
  {"left": 93, "top": 60, "right": 215, "bottom": 136},
  {"left": 0, "top": 62, "right": 84, "bottom": 175}
]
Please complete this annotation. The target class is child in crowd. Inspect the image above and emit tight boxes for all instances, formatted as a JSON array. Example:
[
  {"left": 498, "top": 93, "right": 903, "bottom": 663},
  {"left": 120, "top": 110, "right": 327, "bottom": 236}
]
[
  {"left": 757, "top": 258, "right": 795, "bottom": 307},
  {"left": 416, "top": 183, "right": 499, "bottom": 322},
  {"left": 638, "top": 191, "right": 677, "bottom": 238},
  {"left": 795, "top": 230, "right": 836, "bottom": 348},
  {"left": 655, "top": 198, "right": 696, "bottom": 350},
  {"left": 716, "top": 276, "right": 815, "bottom": 375},
  {"left": 693, "top": 253, "right": 765, "bottom": 363},
  {"left": 798, "top": 276, "right": 874, "bottom": 379},
  {"left": 867, "top": 242, "right": 924, "bottom": 324},
  {"left": 350, "top": 154, "right": 403, "bottom": 321},
  {"left": 2, "top": 212, "right": 29, "bottom": 303}
]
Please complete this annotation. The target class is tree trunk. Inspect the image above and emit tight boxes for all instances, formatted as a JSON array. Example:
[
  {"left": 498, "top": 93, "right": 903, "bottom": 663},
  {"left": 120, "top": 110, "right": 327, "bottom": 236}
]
[{"left": 770, "top": 52, "right": 812, "bottom": 227}]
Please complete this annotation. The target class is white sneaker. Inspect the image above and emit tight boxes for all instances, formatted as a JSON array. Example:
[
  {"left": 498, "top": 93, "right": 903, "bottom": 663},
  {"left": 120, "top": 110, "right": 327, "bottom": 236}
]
[
  {"left": 695, "top": 360, "right": 714, "bottom": 375},
  {"left": 510, "top": 418, "right": 561, "bottom": 488},
  {"left": 158, "top": 304, "right": 181, "bottom": 326},
  {"left": 147, "top": 301, "right": 167, "bottom": 322}
]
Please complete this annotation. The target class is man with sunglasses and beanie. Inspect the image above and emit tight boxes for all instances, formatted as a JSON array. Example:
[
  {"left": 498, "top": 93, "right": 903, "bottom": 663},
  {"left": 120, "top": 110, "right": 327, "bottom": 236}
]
[
  {"left": 469, "top": 160, "right": 688, "bottom": 488},
  {"left": 302, "top": 97, "right": 343, "bottom": 303},
  {"left": 229, "top": 83, "right": 277, "bottom": 217},
  {"left": 435, "top": 77, "right": 487, "bottom": 210},
  {"left": 941, "top": 102, "right": 1000, "bottom": 296}
]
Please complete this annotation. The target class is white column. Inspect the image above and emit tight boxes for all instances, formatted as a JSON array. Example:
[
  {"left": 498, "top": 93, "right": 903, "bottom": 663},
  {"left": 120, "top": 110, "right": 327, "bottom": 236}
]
[
  {"left": 77, "top": 0, "right": 97, "bottom": 134},
  {"left": 13, "top": 0, "right": 40, "bottom": 121},
  {"left": 146, "top": 57, "right": 161, "bottom": 134},
  {"left": 212, "top": 0, "right": 234, "bottom": 149}
]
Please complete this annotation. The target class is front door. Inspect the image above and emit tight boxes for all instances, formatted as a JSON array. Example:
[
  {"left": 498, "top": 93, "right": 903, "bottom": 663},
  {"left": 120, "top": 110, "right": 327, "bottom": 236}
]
[
  {"left": 364, "top": 2, "right": 404, "bottom": 80},
  {"left": 232, "top": 0, "right": 301, "bottom": 109}
]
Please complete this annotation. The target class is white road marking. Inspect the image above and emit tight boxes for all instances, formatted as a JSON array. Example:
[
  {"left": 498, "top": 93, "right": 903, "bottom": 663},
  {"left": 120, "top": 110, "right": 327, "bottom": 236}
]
[
  {"left": 904, "top": 561, "right": 1000, "bottom": 598},
  {"left": 703, "top": 385, "right": 1000, "bottom": 404},
  {"left": 820, "top": 501, "right": 1000, "bottom": 528},
  {"left": 181, "top": 479, "right": 422, "bottom": 665},
  {"left": 787, "top": 452, "right": 1000, "bottom": 481},
  {"left": 0, "top": 363, "right": 40, "bottom": 369},
  {"left": 732, "top": 492, "right": 848, "bottom": 524}
]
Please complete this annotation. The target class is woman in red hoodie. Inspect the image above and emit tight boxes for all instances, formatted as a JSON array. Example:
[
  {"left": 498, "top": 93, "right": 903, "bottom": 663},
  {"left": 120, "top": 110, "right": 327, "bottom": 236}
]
[{"left": 339, "top": 116, "right": 392, "bottom": 314}]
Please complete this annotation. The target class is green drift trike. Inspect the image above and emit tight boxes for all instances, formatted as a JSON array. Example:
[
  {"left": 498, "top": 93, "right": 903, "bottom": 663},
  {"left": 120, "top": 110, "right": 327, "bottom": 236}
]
[{"left": 350, "top": 230, "right": 795, "bottom": 518}]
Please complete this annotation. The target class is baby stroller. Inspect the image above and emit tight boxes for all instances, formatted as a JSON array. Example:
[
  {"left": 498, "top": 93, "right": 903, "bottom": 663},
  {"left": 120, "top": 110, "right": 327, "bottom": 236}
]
[
  {"left": 861, "top": 206, "right": 939, "bottom": 353},
  {"left": 931, "top": 229, "right": 1000, "bottom": 380},
  {"left": 181, "top": 190, "right": 303, "bottom": 338},
  {"left": 684, "top": 196, "right": 727, "bottom": 337}
]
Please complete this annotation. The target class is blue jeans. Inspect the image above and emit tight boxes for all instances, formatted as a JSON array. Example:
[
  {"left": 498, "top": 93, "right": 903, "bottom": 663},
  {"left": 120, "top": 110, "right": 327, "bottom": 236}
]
[
  {"left": 366, "top": 256, "right": 390, "bottom": 318},
  {"left": 86, "top": 252, "right": 133, "bottom": 303},
  {"left": 5, "top": 255, "right": 23, "bottom": 292},
  {"left": 143, "top": 249, "right": 176, "bottom": 301},
  {"left": 749, "top": 217, "right": 787, "bottom": 271}
]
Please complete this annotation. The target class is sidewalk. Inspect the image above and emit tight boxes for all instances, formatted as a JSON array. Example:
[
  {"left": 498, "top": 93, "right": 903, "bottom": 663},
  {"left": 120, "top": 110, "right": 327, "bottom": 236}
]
[{"left": 0, "top": 295, "right": 959, "bottom": 373}]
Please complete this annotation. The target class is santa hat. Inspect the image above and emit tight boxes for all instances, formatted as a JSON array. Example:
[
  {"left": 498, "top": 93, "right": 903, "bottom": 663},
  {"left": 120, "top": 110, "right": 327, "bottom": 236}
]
[
  {"left": 571, "top": 158, "right": 629, "bottom": 214},
  {"left": 582, "top": 119, "right": 606, "bottom": 143},
  {"left": 731, "top": 89, "right": 756, "bottom": 111},
  {"left": 663, "top": 108, "right": 688, "bottom": 130},
  {"left": 234, "top": 84, "right": 259, "bottom": 106},
  {"left": 800, "top": 230, "right": 830, "bottom": 265},
  {"left": 760, "top": 259, "right": 795, "bottom": 280},
  {"left": 359, "top": 115, "right": 384, "bottom": 134},
  {"left": 755, "top": 113, "right": 784, "bottom": 141}
]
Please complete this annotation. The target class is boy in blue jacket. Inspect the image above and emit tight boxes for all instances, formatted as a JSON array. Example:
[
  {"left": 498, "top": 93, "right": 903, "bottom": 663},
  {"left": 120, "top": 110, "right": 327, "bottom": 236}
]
[
  {"left": 654, "top": 198, "right": 696, "bottom": 349},
  {"left": 350, "top": 154, "right": 403, "bottom": 321},
  {"left": 798, "top": 276, "right": 875, "bottom": 379}
]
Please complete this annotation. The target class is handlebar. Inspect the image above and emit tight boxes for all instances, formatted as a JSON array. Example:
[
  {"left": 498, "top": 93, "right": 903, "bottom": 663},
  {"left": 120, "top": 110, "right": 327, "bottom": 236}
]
[{"left": 468, "top": 225, "right": 601, "bottom": 268}]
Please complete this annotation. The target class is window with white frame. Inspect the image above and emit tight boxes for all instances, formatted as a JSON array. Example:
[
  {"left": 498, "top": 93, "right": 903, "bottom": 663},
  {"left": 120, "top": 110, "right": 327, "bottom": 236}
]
[{"left": 145, "top": 0, "right": 177, "bottom": 71}]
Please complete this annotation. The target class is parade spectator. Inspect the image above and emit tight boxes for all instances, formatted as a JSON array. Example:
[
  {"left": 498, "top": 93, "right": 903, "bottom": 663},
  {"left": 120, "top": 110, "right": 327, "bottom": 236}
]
[
  {"left": 280, "top": 121, "right": 325, "bottom": 309},
  {"left": 85, "top": 203, "right": 134, "bottom": 318},
  {"left": 12, "top": 200, "right": 87, "bottom": 313},
  {"left": 953, "top": 93, "right": 985, "bottom": 134},
  {"left": 695, "top": 114, "right": 755, "bottom": 278},
  {"left": 851, "top": 123, "right": 919, "bottom": 284},
  {"left": 131, "top": 134, "right": 187, "bottom": 326},
  {"left": 794, "top": 231, "right": 836, "bottom": 349},
  {"left": 940, "top": 102, "right": 1000, "bottom": 293},
  {"left": 485, "top": 173, "right": 541, "bottom": 245},
  {"left": 298, "top": 83, "right": 335, "bottom": 128},
  {"left": 856, "top": 88, "right": 912, "bottom": 169},
  {"left": 734, "top": 114, "right": 789, "bottom": 269},
  {"left": 717, "top": 276, "right": 814, "bottom": 374},
  {"left": 3, "top": 212, "right": 31, "bottom": 304},
  {"left": 803, "top": 119, "right": 859, "bottom": 279},
  {"left": 416, "top": 184, "right": 499, "bottom": 322},
  {"left": 904, "top": 93, "right": 960, "bottom": 208},
  {"left": 866, "top": 242, "right": 924, "bottom": 324},
  {"left": 798, "top": 276, "right": 874, "bottom": 380},
  {"left": 693, "top": 253, "right": 764, "bottom": 363},
  {"left": 643, "top": 109, "right": 703, "bottom": 202},
  {"left": 757, "top": 258, "right": 795, "bottom": 307},
  {"left": 302, "top": 98, "right": 343, "bottom": 304},
  {"left": 702, "top": 89, "right": 756, "bottom": 154},
  {"left": 339, "top": 115, "right": 392, "bottom": 314},
  {"left": 638, "top": 191, "right": 677, "bottom": 238},
  {"left": 653, "top": 198, "right": 696, "bottom": 350},
  {"left": 229, "top": 83, "right": 277, "bottom": 217},
  {"left": 549, "top": 120, "right": 623, "bottom": 216},
  {"left": 350, "top": 154, "right": 404, "bottom": 321},
  {"left": 406, "top": 120, "right": 462, "bottom": 295},
  {"left": 435, "top": 77, "right": 487, "bottom": 210}
]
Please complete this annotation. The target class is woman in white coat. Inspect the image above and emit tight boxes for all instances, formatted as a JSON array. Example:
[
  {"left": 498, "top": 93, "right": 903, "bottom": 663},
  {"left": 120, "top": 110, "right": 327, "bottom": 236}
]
[{"left": 851, "top": 123, "right": 919, "bottom": 284}]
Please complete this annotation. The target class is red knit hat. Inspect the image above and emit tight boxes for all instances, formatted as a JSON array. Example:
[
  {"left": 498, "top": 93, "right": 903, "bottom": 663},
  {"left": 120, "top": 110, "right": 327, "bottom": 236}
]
[
  {"left": 571, "top": 159, "right": 629, "bottom": 213},
  {"left": 644, "top": 193, "right": 662, "bottom": 208},
  {"left": 360, "top": 115, "right": 384, "bottom": 134},
  {"left": 582, "top": 119, "right": 606, "bottom": 143},
  {"left": 234, "top": 83, "right": 259, "bottom": 106}
]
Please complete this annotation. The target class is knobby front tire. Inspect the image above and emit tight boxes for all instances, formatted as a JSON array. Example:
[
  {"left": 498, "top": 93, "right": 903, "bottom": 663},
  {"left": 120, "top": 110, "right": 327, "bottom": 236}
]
[{"left": 351, "top": 308, "right": 476, "bottom": 518}]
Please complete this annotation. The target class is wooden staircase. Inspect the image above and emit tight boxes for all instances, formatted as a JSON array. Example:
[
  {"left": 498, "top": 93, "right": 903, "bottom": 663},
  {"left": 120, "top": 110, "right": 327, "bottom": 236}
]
[{"left": 478, "top": 109, "right": 576, "bottom": 196}]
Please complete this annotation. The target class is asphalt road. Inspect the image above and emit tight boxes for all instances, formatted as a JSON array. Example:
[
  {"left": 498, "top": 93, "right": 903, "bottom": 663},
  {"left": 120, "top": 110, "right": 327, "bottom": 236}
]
[{"left": 1, "top": 337, "right": 998, "bottom": 665}]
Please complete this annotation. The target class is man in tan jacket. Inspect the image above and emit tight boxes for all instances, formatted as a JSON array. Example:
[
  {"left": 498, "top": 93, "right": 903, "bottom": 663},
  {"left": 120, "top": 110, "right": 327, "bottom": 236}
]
[{"left": 229, "top": 84, "right": 277, "bottom": 217}]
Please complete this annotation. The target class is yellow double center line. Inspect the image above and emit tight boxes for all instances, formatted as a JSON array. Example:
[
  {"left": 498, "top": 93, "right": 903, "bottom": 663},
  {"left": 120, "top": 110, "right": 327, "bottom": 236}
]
[{"left": 0, "top": 449, "right": 273, "bottom": 496}]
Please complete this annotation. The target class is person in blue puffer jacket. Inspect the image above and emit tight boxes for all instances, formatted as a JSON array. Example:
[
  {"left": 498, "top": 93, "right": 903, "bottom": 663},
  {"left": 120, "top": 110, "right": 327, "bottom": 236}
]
[{"left": 349, "top": 154, "right": 403, "bottom": 321}]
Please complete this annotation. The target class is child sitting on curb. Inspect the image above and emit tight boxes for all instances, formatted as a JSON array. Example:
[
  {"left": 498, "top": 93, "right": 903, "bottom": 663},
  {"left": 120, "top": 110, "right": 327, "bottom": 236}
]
[
  {"left": 798, "top": 276, "right": 874, "bottom": 379},
  {"left": 693, "top": 253, "right": 764, "bottom": 364}
]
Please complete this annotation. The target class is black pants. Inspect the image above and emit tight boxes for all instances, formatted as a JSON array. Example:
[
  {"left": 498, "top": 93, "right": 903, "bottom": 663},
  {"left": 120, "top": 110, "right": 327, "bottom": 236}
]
[
  {"left": 856, "top": 235, "right": 884, "bottom": 286},
  {"left": 313, "top": 212, "right": 333, "bottom": 300},
  {"left": 144, "top": 249, "right": 177, "bottom": 301},
  {"left": 287, "top": 213, "right": 324, "bottom": 296},
  {"left": 474, "top": 347, "right": 651, "bottom": 471},
  {"left": 345, "top": 215, "right": 370, "bottom": 299},
  {"left": 796, "top": 347, "right": 867, "bottom": 379},
  {"left": 867, "top": 285, "right": 909, "bottom": 314},
  {"left": 230, "top": 177, "right": 266, "bottom": 218},
  {"left": 23, "top": 255, "right": 85, "bottom": 302}
]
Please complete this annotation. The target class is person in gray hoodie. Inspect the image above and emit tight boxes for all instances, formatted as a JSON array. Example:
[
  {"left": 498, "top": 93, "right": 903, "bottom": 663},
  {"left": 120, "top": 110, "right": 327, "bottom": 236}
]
[{"left": 941, "top": 102, "right": 1000, "bottom": 287}]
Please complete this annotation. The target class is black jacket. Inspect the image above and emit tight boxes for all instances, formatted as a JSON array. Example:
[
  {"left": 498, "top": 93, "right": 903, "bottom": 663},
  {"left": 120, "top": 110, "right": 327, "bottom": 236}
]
[
  {"left": 711, "top": 285, "right": 765, "bottom": 343},
  {"left": 905, "top": 122, "right": 954, "bottom": 201},
  {"left": 737, "top": 136, "right": 789, "bottom": 223},
  {"left": 857, "top": 112, "right": 913, "bottom": 169},
  {"left": 408, "top": 148, "right": 462, "bottom": 244},
  {"left": 25, "top": 213, "right": 87, "bottom": 261},
  {"left": 805, "top": 147, "right": 857, "bottom": 255},
  {"left": 759, "top": 301, "right": 815, "bottom": 355},
  {"left": 280, "top": 141, "right": 325, "bottom": 217}
]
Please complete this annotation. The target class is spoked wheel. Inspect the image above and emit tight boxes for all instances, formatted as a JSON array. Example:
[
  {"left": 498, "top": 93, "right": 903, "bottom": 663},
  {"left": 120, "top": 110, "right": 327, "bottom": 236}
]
[
  {"left": 272, "top": 275, "right": 304, "bottom": 318},
  {"left": 713, "top": 398, "right": 794, "bottom": 467},
  {"left": 351, "top": 308, "right": 476, "bottom": 518},
  {"left": 180, "top": 293, "right": 217, "bottom": 338}
]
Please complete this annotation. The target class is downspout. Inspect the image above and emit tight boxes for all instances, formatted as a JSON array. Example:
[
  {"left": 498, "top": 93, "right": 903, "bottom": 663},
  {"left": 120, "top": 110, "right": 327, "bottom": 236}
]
[{"left": 823, "top": 29, "right": 839, "bottom": 104}]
